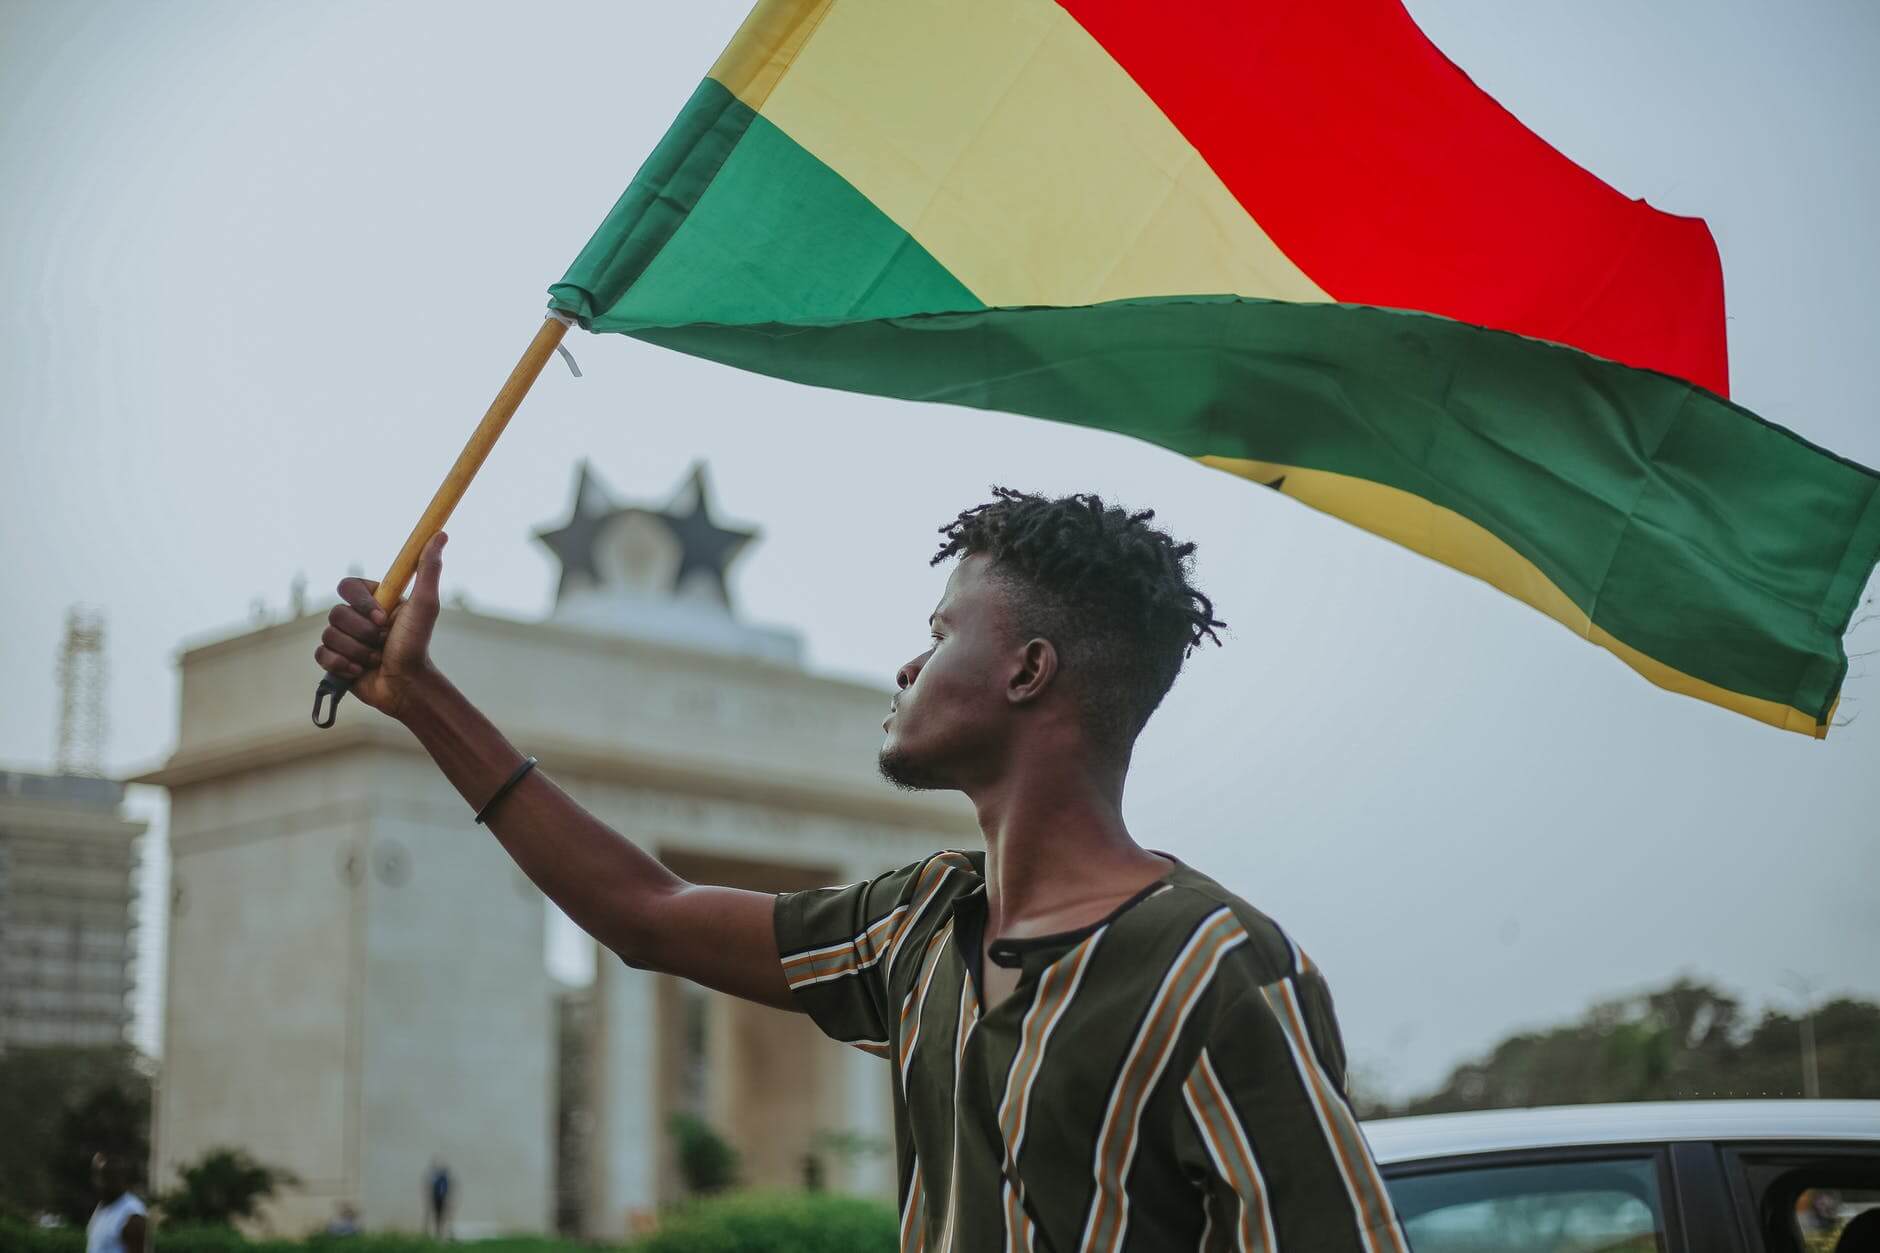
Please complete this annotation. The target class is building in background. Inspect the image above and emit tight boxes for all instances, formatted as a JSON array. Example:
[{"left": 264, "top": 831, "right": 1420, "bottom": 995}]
[
  {"left": 137, "top": 463, "right": 974, "bottom": 1238},
  {"left": 0, "top": 770, "right": 145, "bottom": 1050}
]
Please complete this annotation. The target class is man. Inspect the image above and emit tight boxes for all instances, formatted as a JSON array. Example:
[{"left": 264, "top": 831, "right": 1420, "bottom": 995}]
[
  {"left": 85, "top": 1153, "right": 147, "bottom": 1253},
  {"left": 317, "top": 487, "right": 1408, "bottom": 1252},
  {"left": 425, "top": 1158, "right": 451, "bottom": 1238}
]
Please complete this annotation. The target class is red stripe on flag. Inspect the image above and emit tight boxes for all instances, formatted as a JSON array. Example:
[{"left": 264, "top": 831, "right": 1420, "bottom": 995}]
[{"left": 1058, "top": 0, "right": 1729, "bottom": 395}]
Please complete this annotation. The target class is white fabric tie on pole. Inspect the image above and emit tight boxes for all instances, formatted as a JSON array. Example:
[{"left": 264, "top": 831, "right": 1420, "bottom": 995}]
[{"left": 546, "top": 309, "right": 582, "bottom": 376}]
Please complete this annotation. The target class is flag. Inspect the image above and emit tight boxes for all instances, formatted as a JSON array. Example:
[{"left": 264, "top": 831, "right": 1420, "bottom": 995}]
[{"left": 548, "top": 0, "right": 1880, "bottom": 737}]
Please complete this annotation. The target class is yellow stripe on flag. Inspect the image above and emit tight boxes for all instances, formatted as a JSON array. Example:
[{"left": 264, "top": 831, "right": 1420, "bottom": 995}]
[
  {"left": 725, "top": 0, "right": 1329, "bottom": 308},
  {"left": 708, "top": 0, "right": 835, "bottom": 113},
  {"left": 1199, "top": 455, "right": 1831, "bottom": 737}
]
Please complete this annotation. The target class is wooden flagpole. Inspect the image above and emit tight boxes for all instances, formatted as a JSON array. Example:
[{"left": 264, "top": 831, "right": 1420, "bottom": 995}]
[{"left": 312, "top": 314, "right": 571, "bottom": 727}]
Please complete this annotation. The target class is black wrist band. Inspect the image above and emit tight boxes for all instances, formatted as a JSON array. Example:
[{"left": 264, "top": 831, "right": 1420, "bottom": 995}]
[{"left": 474, "top": 756, "right": 539, "bottom": 825}]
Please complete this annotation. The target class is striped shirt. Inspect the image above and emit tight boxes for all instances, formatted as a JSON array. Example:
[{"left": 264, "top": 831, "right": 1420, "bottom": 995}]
[{"left": 775, "top": 849, "right": 1410, "bottom": 1252}]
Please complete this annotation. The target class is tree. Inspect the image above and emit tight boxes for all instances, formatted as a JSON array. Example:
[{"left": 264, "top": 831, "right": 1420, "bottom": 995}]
[
  {"left": 50, "top": 1080, "right": 151, "bottom": 1223},
  {"left": 156, "top": 1148, "right": 297, "bottom": 1227},
  {"left": 0, "top": 1046, "right": 150, "bottom": 1222},
  {"left": 1379, "top": 979, "right": 1880, "bottom": 1118}
]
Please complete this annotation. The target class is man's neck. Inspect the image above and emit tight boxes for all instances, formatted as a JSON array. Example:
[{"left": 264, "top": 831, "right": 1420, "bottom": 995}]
[{"left": 970, "top": 750, "right": 1171, "bottom": 939}]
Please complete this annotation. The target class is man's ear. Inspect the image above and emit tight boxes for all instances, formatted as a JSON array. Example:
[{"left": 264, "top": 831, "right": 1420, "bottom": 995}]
[{"left": 1008, "top": 637, "right": 1058, "bottom": 706}]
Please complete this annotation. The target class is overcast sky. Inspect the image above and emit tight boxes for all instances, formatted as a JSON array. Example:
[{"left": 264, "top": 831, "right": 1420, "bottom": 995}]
[{"left": 2, "top": 0, "right": 1875, "bottom": 1101}]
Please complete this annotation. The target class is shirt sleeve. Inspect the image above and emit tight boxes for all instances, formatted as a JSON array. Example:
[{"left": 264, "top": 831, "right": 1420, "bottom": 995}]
[
  {"left": 1174, "top": 953, "right": 1411, "bottom": 1252},
  {"left": 773, "top": 852, "right": 968, "bottom": 1054}
]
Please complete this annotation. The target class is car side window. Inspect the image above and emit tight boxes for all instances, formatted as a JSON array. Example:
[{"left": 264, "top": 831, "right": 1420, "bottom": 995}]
[
  {"left": 1725, "top": 1149, "right": 1880, "bottom": 1253},
  {"left": 1385, "top": 1155, "right": 1668, "bottom": 1253},
  {"left": 1792, "top": 1186, "right": 1880, "bottom": 1251}
]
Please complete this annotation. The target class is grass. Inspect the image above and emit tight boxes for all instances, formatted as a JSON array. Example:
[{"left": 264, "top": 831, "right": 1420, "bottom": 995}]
[{"left": 0, "top": 1193, "right": 898, "bottom": 1253}]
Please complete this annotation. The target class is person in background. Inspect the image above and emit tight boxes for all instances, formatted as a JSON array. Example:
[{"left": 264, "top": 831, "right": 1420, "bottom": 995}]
[
  {"left": 85, "top": 1153, "right": 146, "bottom": 1253},
  {"left": 323, "top": 1202, "right": 362, "bottom": 1236},
  {"left": 425, "top": 1158, "right": 452, "bottom": 1239},
  {"left": 1801, "top": 1189, "right": 1843, "bottom": 1235}
]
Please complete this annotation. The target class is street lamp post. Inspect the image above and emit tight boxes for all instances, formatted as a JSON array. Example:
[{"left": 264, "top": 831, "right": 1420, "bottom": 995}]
[{"left": 1779, "top": 971, "right": 1821, "bottom": 1100}]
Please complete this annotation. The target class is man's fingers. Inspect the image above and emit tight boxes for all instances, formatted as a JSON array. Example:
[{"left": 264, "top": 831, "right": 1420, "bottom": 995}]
[
  {"left": 412, "top": 532, "right": 447, "bottom": 609},
  {"left": 321, "top": 625, "right": 380, "bottom": 667},
  {"left": 327, "top": 603, "right": 384, "bottom": 648},
  {"left": 328, "top": 537, "right": 442, "bottom": 674},
  {"left": 314, "top": 644, "right": 365, "bottom": 678},
  {"left": 335, "top": 577, "right": 389, "bottom": 627}
]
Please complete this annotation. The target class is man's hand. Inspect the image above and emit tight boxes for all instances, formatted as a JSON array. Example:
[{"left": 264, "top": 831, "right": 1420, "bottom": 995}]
[{"left": 314, "top": 531, "right": 448, "bottom": 720}]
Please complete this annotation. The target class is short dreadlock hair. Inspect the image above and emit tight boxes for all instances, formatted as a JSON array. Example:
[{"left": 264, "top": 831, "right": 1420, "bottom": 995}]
[{"left": 933, "top": 487, "right": 1225, "bottom": 747}]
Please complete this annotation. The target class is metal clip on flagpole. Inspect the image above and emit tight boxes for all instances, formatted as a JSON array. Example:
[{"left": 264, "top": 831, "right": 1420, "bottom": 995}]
[{"left": 312, "top": 312, "right": 575, "bottom": 728}]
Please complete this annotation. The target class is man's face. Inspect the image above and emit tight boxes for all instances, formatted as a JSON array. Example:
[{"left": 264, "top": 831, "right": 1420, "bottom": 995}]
[
  {"left": 91, "top": 1153, "right": 119, "bottom": 1200},
  {"left": 878, "top": 555, "right": 1023, "bottom": 790}
]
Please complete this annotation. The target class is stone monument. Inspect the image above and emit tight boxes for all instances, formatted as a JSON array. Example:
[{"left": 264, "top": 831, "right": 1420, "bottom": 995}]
[{"left": 139, "top": 463, "right": 975, "bottom": 1236}]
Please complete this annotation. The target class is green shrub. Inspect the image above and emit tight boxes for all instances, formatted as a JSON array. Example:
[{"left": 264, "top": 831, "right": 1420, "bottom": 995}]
[
  {"left": 666, "top": 1115, "right": 738, "bottom": 1197},
  {"left": 159, "top": 1226, "right": 309, "bottom": 1253},
  {"left": 157, "top": 1149, "right": 298, "bottom": 1228},
  {"left": 0, "top": 1215, "right": 84, "bottom": 1253},
  {"left": 159, "top": 1229, "right": 276, "bottom": 1253},
  {"left": 1, "top": 1194, "right": 898, "bottom": 1253},
  {"left": 629, "top": 1192, "right": 896, "bottom": 1253},
  {"left": 0, "top": 1219, "right": 597, "bottom": 1253},
  {"left": 298, "top": 1240, "right": 578, "bottom": 1253}
]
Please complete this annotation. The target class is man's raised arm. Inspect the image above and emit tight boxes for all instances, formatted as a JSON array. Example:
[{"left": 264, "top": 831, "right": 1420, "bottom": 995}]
[{"left": 314, "top": 532, "right": 796, "bottom": 1012}]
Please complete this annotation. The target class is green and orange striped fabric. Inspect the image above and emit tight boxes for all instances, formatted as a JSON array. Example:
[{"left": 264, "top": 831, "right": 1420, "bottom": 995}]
[{"left": 549, "top": 0, "right": 1880, "bottom": 737}]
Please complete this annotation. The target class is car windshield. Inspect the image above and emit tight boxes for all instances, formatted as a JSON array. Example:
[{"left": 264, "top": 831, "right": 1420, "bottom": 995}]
[{"left": 1385, "top": 1156, "right": 1667, "bottom": 1253}]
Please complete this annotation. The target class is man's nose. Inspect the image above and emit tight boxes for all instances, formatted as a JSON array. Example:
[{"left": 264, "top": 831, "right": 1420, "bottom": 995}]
[{"left": 895, "top": 657, "right": 921, "bottom": 690}]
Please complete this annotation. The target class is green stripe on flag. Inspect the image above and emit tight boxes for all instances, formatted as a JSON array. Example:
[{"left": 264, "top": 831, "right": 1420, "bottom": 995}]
[
  {"left": 552, "top": 78, "right": 978, "bottom": 329},
  {"left": 626, "top": 301, "right": 1878, "bottom": 722}
]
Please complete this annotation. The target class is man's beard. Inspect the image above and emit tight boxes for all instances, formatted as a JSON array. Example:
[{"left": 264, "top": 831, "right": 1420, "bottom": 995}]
[{"left": 877, "top": 745, "right": 951, "bottom": 792}]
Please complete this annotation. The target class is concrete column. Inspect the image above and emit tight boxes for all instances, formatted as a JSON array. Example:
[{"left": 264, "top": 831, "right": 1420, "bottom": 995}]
[
  {"left": 838, "top": 856, "right": 900, "bottom": 1199},
  {"left": 587, "top": 944, "right": 659, "bottom": 1240},
  {"left": 843, "top": 1042, "right": 897, "bottom": 1197}
]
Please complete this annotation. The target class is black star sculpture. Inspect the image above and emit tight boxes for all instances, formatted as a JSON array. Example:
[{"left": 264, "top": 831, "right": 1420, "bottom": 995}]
[
  {"left": 534, "top": 461, "right": 757, "bottom": 607},
  {"left": 534, "top": 460, "right": 618, "bottom": 603},
  {"left": 655, "top": 464, "right": 756, "bottom": 605}
]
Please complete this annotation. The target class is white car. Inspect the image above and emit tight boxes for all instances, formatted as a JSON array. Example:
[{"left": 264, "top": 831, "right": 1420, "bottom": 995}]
[{"left": 1363, "top": 1100, "right": 1880, "bottom": 1252}]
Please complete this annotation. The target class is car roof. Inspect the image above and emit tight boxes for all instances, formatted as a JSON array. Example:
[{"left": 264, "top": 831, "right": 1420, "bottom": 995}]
[{"left": 1361, "top": 1100, "right": 1880, "bottom": 1166}]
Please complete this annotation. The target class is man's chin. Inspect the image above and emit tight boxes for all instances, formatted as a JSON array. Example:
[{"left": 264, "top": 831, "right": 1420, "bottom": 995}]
[{"left": 877, "top": 745, "right": 950, "bottom": 792}]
